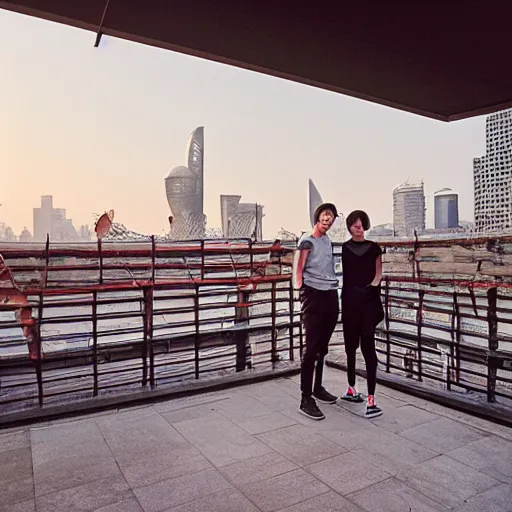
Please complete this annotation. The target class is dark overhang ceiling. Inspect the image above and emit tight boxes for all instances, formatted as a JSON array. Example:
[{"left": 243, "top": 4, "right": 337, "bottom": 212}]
[{"left": 2, "top": 1, "right": 511, "bottom": 121}]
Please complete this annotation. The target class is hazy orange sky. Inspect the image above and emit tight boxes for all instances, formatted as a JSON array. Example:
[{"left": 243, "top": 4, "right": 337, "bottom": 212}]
[{"left": 1, "top": 10, "right": 487, "bottom": 239}]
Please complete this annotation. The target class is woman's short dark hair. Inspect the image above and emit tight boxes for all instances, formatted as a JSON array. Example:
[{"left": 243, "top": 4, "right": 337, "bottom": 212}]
[{"left": 346, "top": 210, "right": 371, "bottom": 231}]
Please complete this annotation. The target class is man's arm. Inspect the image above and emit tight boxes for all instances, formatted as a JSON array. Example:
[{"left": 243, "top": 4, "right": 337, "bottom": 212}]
[
  {"left": 294, "top": 238, "right": 313, "bottom": 289},
  {"left": 294, "top": 249, "right": 310, "bottom": 289}
]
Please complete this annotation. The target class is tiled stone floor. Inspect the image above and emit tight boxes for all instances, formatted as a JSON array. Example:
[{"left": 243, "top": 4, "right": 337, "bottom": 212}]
[{"left": 1, "top": 367, "right": 511, "bottom": 512}]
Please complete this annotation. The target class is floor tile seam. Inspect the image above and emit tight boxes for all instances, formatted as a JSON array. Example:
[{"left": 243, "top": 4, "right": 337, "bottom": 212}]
[
  {"left": 394, "top": 453, "right": 504, "bottom": 509},
  {"left": 272, "top": 490, "right": 334, "bottom": 512},
  {"left": 393, "top": 404, "right": 503, "bottom": 439},
  {"left": 211, "top": 472, "right": 270, "bottom": 512},
  {"left": 386, "top": 414, "right": 447, "bottom": 436},
  {"left": 303, "top": 454, "right": 391, "bottom": 490},
  {"left": 152, "top": 405, "right": 211, "bottom": 453},
  {"left": 92, "top": 417, "right": 146, "bottom": 512},
  {"left": 273, "top": 380, "right": 301, "bottom": 400},
  {"left": 27, "top": 429, "right": 36, "bottom": 507},
  {"left": 161, "top": 484, "right": 266, "bottom": 512},
  {"left": 154, "top": 395, "right": 233, "bottom": 415},
  {"left": 442, "top": 449, "right": 511, "bottom": 484},
  {"left": 348, "top": 444, "right": 440, "bottom": 480},
  {"left": 396, "top": 421, "right": 492, "bottom": 450},
  {"left": 129, "top": 466, "right": 232, "bottom": 498},
  {"left": 3, "top": 430, "right": 37, "bottom": 508},
  {"left": 252, "top": 420, "right": 318, "bottom": 441},
  {"left": 216, "top": 408, "right": 278, "bottom": 425},
  {"left": 343, "top": 474, "right": 444, "bottom": 511},
  {"left": 136, "top": 410, "right": 254, "bottom": 492},
  {"left": 370, "top": 425, "right": 443, "bottom": 457},
  {"left": 238, "top": 385, "right": 297, "bottom": 407},
  {"left": 233, "top": 467, "right": 334, "bottom": 512},
  {"left": 303, "top": 445, "right": 395, "bottom": 481},
  {"left": 224, "top": 465, "right": 302, "bottom": 490}
]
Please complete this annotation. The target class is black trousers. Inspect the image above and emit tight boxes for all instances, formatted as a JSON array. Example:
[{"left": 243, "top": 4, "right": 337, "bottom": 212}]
[
  {"left": 300, "top": 285, "right": 339, "bottom": 397},
  {"left": 342, "top": 286, "right": 380, "bottom": 396}
]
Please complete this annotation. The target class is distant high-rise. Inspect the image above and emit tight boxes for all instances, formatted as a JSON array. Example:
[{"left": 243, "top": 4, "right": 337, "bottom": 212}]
[
  {"left": 474, "top": 109, "right": 512, "bottom": 233},
  {"left": 220, "top": 195, "right": 264, "bottom": 240},
  {"left": 33, "top": 195, "right": 79, "bottom": 241},
  {"left": 434, "top": 190, "right": 459, "bottom": 229},
  {"left": 165, "top": 127, "right": 206, "bottom": 239},
  {"left": 393, "top": 182, "right": 426, "bottom": 237}
]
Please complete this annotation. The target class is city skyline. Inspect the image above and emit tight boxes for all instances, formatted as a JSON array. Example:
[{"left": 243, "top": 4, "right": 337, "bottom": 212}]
[{"left": 1, "top": 10, "right": 484, "bottom": 239}]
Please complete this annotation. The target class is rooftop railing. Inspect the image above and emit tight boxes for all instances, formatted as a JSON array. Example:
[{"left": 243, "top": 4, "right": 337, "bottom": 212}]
[{"left": 0, "top": 235, "right": 511, "bottom": 419}]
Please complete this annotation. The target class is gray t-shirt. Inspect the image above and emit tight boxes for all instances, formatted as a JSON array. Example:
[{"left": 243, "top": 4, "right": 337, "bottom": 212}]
[{"left": 298, "top": 234, "right": 338, "bottom": 291}]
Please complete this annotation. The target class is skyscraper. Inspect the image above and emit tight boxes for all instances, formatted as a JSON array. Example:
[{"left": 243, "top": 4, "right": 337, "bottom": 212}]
[
  {"left": 33, "top": 195, "right": 80, "bottom": 241},
  {"left": 434, "top": 190, "right": 459, "bottom": 229},
  {"left": 474, "top": 109, "right": 512, "bottom": 233},
  {"left": 165, "top": 127, "right": 206, "bottom": 239},
  {"left": 393, "top": 182, "right": 426, "bottom": 237},
  {"left": 220, "top": 195, "right": 264, "bottom": 240}
]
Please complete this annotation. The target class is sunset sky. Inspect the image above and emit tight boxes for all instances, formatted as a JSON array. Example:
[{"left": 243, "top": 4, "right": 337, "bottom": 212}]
[{"left": 1, "top": 9, "right": 487, "bottom": 239}]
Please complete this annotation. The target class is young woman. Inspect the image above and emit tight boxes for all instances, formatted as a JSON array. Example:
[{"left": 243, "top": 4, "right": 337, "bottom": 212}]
[{"left": 341, "top": 210, "right": 383, "bottom": 418}]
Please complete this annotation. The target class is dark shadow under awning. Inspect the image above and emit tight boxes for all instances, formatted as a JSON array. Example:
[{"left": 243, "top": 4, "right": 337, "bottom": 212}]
[{"left": 1, "top": 0, "right": 511, "bottom": 121}]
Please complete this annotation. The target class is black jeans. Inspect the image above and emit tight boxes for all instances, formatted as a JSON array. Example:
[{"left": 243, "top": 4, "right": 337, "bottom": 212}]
[
  {"left": 300, "top": 285, "right": 339, "bottom": 397},
  {"left": 342, "top": 285, "right": 381, "bottom": 396}
]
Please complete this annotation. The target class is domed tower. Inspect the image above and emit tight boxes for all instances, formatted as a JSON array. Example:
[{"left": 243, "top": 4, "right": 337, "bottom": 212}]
[
  {"left": 165, "top": 127, "right": 206, "bottom": 239},
  {"left": 165, "top": 165, "right": 202, "bottom": 216}
]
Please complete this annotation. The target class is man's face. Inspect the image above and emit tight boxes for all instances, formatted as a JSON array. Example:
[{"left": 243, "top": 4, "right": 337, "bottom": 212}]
[{"left": 316, "top": 210, "right": 335, "bottom": 234}]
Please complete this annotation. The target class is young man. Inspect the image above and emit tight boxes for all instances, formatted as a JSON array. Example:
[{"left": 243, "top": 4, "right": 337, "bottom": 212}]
[
  {"left": 295, "top": 203, "right": 340, "bottom": 420},
  {"left": 340, "top": 210, "right": 383, "bottom": 419}
]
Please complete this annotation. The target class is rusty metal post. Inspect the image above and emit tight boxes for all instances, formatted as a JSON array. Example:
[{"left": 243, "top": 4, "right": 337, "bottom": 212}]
[
  {"left": 98, "top": 238, "right": 103, "bottom": 284},
  {"left": 234, "top": 288, "right": 250, "bottom": 372},
  {"left": 200, "top": 240, "right": 205, "bottom": 280},
  {"left": 416, "top": 289, "right": 424, "bottom": 382},
  {"left": 454, "top": 292, "right": 461, "bottom": 383},
  {"left": 384, "top": 277, "right": 391, "bottom": 373},
  {"left": 151, "top": 235, "right": 156, "bottom": 283},
  {"left": 35, "top": 235, "right": 50, "bottom": 407},
  {"left": 288, "top": 279, "right": 294, "bottom": 361},
  {"left": 271, "top": 282, "right": 278, "bottom": 365},
  {"left": 147, "top": 286, "right": 155, "bottom": 387},
  {"left": 92, "top": 290, "right": 98, "bottom": 396},
  {"left": 141, "top": 286, "right": 155, "bottom": 387},
  {"left": 35, "top": 292, "right": 44, "bottom": 407},
  {"left": 487, "top": 287, "right": 498, "bottom": 402},
  {"left": 249, "top": 239, "right": 254, "bottom": 275},
  {"left": 299, "top": 317, "right": 304, "bottom": 360},
  {"left": 194, "top": 284, "right": 200, "bottom": 378}
]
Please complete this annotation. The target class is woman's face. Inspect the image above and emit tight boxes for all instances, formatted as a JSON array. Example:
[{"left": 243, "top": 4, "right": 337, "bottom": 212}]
[{"left": 349, "top": 218, "right": 365, "bottom": 239}]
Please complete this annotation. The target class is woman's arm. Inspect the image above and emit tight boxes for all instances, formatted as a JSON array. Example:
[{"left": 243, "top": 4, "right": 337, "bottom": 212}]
[{"left": 370, "top": 253, "right": 383, "bottom": 287}]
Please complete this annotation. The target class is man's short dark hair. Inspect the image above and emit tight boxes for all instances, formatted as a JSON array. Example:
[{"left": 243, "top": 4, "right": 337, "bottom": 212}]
[
  {"left": 346, "top": 210, "right": 371, "bottom": 231},
  {"left": 314, "top": 202, "right": 338, "bottom": 224}
]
